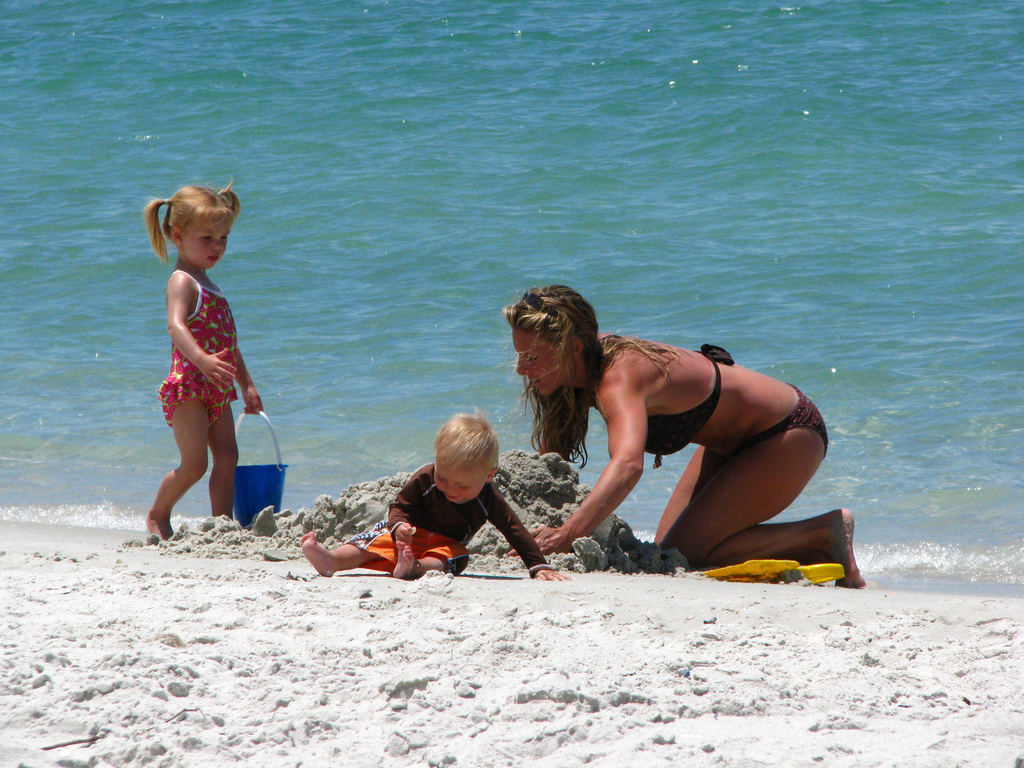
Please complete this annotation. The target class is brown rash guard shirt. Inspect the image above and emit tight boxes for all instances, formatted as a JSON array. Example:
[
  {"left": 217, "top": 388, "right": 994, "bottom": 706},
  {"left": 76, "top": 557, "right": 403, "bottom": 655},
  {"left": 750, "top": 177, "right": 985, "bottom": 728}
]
[{"left": 387, "top": 464, "right": 552, "bottom": 575}]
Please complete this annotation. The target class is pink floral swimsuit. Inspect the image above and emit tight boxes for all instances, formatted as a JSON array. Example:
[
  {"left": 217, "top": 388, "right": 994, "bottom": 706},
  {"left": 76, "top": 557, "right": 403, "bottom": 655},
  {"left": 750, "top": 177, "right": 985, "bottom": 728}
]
[{"left": 158, "top": 271, "right": 238, "bottom": 426}]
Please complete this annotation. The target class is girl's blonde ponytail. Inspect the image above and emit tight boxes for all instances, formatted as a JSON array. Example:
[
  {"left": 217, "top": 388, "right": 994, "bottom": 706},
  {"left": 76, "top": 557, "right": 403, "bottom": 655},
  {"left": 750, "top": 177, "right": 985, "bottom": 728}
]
[{"left": 143, "top": 184, "right": 241, "bottom": 263}]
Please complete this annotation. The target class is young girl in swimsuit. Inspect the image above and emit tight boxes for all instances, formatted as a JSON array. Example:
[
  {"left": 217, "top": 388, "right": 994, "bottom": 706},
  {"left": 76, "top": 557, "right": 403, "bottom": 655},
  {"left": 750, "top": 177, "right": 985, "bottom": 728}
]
[
  {"left": 504, "top": 285, "right": 865, "bottom": 588},
  {"left": 143, "top": 184, "right": 263, "bottom": 539}
]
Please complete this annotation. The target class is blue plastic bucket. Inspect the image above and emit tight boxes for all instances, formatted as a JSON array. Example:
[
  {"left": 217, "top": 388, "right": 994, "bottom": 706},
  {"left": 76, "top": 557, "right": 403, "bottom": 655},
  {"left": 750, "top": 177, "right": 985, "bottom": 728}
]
[{"left": 233, "top": 411, "right": 288, "bottom": 528}]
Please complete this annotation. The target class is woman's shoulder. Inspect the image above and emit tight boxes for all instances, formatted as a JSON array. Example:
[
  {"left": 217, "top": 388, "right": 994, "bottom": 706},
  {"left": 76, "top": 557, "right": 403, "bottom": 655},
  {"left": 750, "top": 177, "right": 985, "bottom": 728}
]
[
  {"left": 598, "top": 342, "right": 674, "bottom": 397},
  {"left": 601, "top": 335, "right": 684, "bottom": 371},
  {"left": 599, "top": 340, "right": 713, "bottom": 400},
  {"left": 600, "top": 332, "right": 683, "bottom": 354}
]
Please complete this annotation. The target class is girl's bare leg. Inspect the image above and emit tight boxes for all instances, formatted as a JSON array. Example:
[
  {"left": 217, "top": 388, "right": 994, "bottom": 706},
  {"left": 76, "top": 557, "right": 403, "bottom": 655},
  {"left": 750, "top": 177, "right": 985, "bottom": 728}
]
[
  {"left": 146, "top": 400, "right": 210, "bottom": 539},
  {"left": 656, "top": 428, "right": 865, "bottom": 588},
  {"left": 300, "top": 533, "right": 377, "bottom": 576},
  {"left": 206, "top": 404, "right": 239, "bottom": 519}
]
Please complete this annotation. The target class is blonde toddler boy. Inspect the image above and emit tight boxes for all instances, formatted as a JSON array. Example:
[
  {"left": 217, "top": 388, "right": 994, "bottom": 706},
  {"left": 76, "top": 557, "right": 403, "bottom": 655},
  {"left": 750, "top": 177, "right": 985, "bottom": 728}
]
[{"left": 301, "top": 412, "right": 569, "bottom": 581}]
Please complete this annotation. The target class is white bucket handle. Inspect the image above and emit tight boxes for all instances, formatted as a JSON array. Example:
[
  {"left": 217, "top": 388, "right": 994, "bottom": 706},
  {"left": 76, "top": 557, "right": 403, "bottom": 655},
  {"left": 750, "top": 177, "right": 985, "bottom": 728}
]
[{"left": 235, "top": 410, "right": 283, "bottom": 468}]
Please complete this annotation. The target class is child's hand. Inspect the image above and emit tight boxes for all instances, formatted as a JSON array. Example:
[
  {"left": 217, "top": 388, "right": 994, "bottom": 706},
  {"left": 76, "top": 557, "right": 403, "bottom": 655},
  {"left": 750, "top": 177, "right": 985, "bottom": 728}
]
[
  {"left": 394, "top": 523, "right": 416, "bottom": 545},
  {"left": 242, "top": 384, "right": 263, "bottom": 414},
  {"left": 199, "top": 349, "right": 237, "bottom": 389},
  {"left": 535, "top": 568, "right": 572, "bottom": 582}
]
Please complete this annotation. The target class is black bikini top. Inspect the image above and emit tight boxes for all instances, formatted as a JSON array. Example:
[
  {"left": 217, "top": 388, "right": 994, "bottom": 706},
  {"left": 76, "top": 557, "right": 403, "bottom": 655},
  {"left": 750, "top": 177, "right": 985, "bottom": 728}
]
[{"left": 644, "top": 344, "right": 734, "bottom": 468}]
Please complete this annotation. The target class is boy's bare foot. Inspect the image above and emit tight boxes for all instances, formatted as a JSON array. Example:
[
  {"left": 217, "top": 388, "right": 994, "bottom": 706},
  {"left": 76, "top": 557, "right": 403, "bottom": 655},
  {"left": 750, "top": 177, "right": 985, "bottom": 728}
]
[
  {"left": 393, "top": 543, "right": 421, "bottom": 580},
  {"left": 300, "top": 531, "right": 337, "bottom": 577},
  {"left": 829, "top": 508, "right": 866, "bottom": 588},
  {"left": 146, "top": 513, "right": 173, "bottom": 541}
]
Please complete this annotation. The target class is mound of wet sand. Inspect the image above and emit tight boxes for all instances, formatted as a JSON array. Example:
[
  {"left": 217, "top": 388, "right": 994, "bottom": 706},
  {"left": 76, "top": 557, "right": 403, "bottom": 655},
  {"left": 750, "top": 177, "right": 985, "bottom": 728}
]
[{"left": 145, "top": 450, "right": 689, "bottom": 576}]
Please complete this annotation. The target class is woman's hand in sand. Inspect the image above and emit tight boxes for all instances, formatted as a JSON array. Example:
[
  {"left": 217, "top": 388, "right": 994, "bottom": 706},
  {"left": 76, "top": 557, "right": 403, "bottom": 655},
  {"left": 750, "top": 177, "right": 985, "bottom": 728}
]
[
  {"left": 534, "top": 568, "right": 572, "bottom": 582},
  {"left": 531, "top": 525, "right": 575, "bottom": 555}
]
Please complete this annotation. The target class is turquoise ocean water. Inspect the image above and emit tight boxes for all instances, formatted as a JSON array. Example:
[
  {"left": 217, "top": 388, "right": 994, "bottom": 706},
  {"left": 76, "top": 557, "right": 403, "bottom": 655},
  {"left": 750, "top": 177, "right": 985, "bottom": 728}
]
[{"left": 1, "top": 0, "right": 1021, "bottom": 595}]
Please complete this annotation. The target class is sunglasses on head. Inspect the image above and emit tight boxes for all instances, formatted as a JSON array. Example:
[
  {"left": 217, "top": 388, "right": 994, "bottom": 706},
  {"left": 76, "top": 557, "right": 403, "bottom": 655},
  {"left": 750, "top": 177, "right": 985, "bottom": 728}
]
[{"left": 521, "top": 292, "right": 542, "bottom": 309}]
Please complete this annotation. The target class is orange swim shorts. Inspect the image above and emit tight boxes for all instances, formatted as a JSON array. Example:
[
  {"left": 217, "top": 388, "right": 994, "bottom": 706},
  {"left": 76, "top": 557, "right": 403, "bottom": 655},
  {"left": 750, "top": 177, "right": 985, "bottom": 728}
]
[{"left": 346, "top": 522, "right": 470, "bottom": 575}]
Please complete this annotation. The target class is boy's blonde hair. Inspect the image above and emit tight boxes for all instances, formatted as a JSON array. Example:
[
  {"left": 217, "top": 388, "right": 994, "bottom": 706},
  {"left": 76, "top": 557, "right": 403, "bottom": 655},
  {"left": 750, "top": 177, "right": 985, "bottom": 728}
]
[
  {"left": 143, "top": 183, "right": 242, "bottom": 263},
  {"left": 434, "top": 411, "right": 500, "bottom": 475}
]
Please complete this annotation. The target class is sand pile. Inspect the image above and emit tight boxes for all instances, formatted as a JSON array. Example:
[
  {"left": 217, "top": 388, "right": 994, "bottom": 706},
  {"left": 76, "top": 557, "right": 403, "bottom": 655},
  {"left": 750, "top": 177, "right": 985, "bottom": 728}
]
[{"left": 144, "top": 450, "right": 688, "bottom": 576}]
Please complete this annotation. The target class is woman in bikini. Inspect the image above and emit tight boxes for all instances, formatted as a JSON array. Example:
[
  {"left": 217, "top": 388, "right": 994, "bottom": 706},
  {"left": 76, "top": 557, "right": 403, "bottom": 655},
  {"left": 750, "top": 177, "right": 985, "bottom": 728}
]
[{"left": 505, "top": 285, "right": 865, "bottom": 588}]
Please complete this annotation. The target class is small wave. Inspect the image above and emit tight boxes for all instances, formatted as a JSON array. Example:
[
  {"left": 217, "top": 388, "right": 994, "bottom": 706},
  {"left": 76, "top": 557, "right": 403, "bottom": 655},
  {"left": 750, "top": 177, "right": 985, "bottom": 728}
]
[
  {"left": 860, "top": 540, "right": 1024, "bottom": 588},
  {"left": 0, "top": 504, "right": 148, "bottom": 532}
]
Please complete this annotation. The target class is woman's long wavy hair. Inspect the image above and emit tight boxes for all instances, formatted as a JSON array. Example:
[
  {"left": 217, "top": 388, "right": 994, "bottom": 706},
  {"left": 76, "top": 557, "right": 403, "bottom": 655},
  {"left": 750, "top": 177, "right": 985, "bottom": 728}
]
[{"left": 504, "top": 285, "right": 668, "bottom": 467}]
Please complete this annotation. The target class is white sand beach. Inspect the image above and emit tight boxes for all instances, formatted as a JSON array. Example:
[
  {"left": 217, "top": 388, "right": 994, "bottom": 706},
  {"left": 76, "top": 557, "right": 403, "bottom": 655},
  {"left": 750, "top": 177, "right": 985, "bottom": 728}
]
[{"left": 2, "top": 519, "right": 1022, "bottom": 768}]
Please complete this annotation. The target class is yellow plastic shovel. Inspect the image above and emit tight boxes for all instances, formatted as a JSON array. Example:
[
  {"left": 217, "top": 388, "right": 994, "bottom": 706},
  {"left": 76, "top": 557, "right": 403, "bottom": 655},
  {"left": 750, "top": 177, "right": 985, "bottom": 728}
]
[{"left": 703, "top": 559, "right": 845, "bottom": 585}]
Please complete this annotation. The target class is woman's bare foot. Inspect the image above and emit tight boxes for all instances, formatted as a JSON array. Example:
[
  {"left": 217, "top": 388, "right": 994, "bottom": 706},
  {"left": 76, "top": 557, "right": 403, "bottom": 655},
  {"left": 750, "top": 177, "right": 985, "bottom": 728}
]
[
  {"left": 300, "top": 531, "right": 338, "bottom": 576},
  {"left": 393, "top": 543, "right": 421, "bottom": 580},
  {"left": 829, "top": 509, "right": 866, "bottom": 588},
  {"left": 146, "top": 513, "right": 173, "bottom": 541}
]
